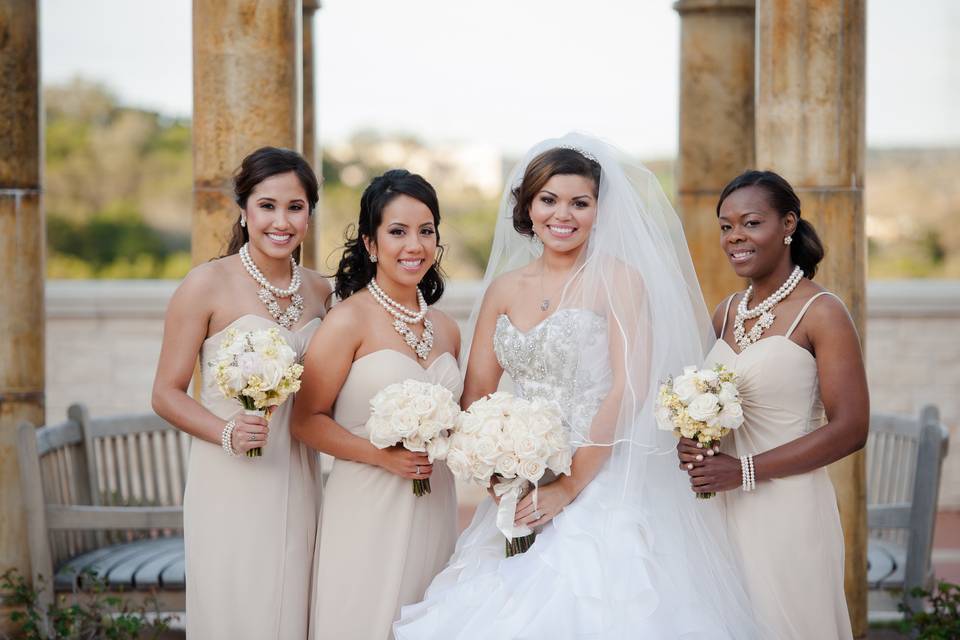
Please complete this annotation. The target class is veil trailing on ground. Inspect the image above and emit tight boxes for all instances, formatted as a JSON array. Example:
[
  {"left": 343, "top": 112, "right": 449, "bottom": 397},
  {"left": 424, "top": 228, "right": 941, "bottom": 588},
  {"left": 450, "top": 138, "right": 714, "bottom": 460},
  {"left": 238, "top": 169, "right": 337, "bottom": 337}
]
[{"left": 464, "top": 133, "right": 763, "bottom": 635}]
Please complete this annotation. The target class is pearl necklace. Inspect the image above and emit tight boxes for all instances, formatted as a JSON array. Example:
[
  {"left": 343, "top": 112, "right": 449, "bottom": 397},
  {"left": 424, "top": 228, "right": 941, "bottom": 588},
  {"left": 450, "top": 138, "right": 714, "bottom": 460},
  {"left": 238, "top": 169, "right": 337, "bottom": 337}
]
[
  {"left": 367, "top": 277, "right": 427, "bottom": 324},
  {"left": 366, "top": 279, "right": 434, "bottom": 360},
  {"left": 733, "top": 265, "right": 804, "bottom": 350},
  {"left": 240, "top": 243, "right": 301, "bottom": 297},
  {"left": 240, "top": 243, "right": 304, "bottom": 329}
]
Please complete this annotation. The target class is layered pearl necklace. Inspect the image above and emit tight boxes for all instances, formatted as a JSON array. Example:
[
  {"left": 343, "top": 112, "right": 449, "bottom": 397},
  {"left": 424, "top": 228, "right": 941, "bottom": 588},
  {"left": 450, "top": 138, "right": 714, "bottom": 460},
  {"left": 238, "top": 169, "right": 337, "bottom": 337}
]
[
  {"left": 239, "top": 243, "right": 304, "bottom": 329},
  {"left": 733, "top": 265, "right": 804, "bottom": 350},
  {"left": 366, "top": 278, "right": 434, "bottom": 360}
]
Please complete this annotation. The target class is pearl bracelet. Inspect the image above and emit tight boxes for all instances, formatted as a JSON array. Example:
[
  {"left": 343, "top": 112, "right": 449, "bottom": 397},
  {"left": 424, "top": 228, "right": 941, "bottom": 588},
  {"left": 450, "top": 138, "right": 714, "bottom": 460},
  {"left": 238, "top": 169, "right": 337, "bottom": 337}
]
[
  {"left": 221, "top": 420, "right": 240, "bottom": 456},
  {"left": 740, "top": 454, "right": 756, "bottom": 492}
]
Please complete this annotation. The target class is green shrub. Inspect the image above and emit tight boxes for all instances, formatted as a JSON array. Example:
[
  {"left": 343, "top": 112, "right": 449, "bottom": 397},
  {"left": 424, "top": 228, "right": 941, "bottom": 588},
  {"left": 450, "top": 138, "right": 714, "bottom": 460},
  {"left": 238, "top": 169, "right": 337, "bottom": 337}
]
[
  {"left": 0, "top": 568, "right": 175, "bottom": 640},
  {"left": 899, "top": 581, "right": 960, "bottom": 639}
]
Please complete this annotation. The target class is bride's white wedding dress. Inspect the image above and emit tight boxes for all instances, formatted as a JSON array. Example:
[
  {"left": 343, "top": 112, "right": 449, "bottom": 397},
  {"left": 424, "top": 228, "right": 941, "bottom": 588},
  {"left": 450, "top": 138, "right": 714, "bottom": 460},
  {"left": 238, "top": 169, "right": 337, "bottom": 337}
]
[
  {"left": 396, "top": 133, "right": 764, "bottom": 639},
  {"left": 395, "top": 310, "right": 760, "bottom": 639}
]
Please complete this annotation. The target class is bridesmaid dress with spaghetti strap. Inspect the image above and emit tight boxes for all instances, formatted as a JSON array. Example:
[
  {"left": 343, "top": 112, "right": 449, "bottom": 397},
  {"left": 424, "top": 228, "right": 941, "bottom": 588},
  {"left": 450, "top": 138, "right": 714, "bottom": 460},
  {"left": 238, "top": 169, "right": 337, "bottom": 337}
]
[
  {"left": 704, "top": 292, "right": 853, "bottom": 640},
  {"left": 185, "top": 314, "right": 324, "bottom": 639}
]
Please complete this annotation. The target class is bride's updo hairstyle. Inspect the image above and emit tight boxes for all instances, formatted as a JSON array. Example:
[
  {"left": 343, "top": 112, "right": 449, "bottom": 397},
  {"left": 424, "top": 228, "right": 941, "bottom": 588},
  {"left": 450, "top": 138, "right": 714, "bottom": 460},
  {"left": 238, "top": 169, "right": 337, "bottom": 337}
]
[
  {"left": 716, "top": 170, "right": 825, "bottom": 278},
  {"left": 335, "top": 169, "right": 446, "bottom": 304},
  {"left": 512, "top": 147, "right": 602, "bottom": 237},
  {"left": 224, "top": 146, "right": 320, "bottom": 261}
]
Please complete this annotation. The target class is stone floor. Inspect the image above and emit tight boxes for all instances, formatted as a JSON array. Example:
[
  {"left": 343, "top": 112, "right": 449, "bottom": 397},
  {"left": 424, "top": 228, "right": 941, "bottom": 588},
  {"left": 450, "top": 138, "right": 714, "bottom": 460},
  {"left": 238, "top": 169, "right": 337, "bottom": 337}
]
[{"left": 932, "top": 510, "right": 960, "bottom": 584}]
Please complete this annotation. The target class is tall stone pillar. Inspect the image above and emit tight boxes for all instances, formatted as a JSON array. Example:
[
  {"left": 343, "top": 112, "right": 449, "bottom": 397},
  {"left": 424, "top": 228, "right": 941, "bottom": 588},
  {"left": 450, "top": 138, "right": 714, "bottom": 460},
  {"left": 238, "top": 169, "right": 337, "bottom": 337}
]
[
  {"left": 674, "top": 0, "right": 755, "bottom": 311},
  {"left": 0, "top": 0, "right": 43, "bottom": 625},
  {"left": 301, "top": 0, "right": 320, "bottom": 269},
  {"left": 755, "top": 0, "right": 867, "bottom": 634},
  {"left": 192, "top": 0, "right": 303, "bottom": 265}
]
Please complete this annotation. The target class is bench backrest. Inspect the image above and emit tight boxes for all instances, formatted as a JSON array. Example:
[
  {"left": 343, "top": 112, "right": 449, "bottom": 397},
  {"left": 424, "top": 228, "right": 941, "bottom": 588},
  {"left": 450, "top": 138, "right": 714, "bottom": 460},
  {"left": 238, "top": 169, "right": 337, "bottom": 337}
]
[
  {"left": 866, "top": 405, "right": 949, "bottom": 595},
  {"left": 18, "top": 404, "right": 188, "bottom": 575}
]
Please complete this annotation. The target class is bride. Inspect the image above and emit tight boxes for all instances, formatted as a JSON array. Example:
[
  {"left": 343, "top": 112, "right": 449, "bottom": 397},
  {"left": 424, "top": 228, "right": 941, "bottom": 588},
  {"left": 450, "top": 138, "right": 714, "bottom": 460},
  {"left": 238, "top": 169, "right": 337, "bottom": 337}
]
[{"left": 394, "top": 134, "right": 764, "bottom": 638}]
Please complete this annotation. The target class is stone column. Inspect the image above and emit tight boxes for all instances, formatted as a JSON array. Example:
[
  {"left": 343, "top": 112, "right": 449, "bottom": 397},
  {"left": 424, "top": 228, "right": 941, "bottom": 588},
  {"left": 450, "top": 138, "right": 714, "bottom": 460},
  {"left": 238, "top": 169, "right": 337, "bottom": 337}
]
[
  {"left": 300, "top": 0, "right": 320, "bottom": 269},
  {"left": 674, "top": 0, "right": 755, "bottom": 311},
  {"left": 192, "top": 0, "right": 303, "bottom": 265},
  {"left": 0, "top": 0, "right": 43, "bottom": 621},
  {"left": 755, "top": 0, "right": 867, "bottom": 634}
]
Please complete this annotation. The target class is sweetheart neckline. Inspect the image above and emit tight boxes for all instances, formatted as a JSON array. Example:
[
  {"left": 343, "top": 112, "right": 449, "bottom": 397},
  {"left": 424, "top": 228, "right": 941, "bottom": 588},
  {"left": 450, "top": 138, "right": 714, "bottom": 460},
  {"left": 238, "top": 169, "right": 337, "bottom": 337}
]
[
  {"left": 205, "top": 314, "right": 322, "bottom": 343},
  {"left": 714, "top": 335, "right": 814, "bottom": 361},
  {"left": 351, "top": 349, "right": 458, "bottom": 373}
]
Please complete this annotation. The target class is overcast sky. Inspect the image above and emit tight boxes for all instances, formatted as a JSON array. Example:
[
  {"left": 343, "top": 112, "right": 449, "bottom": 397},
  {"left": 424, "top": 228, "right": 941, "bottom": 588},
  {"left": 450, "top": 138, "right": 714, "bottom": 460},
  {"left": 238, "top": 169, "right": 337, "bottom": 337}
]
[{"left": 41, "top": 0, "right": 960, "bottom": 157}]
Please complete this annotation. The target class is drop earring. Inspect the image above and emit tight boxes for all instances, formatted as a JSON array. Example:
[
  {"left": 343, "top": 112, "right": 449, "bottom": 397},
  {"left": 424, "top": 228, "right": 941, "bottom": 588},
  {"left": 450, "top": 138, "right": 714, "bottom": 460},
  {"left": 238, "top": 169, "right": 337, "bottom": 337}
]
[{"left": 240, "top": 214, "right": 247, "bottom": 228}]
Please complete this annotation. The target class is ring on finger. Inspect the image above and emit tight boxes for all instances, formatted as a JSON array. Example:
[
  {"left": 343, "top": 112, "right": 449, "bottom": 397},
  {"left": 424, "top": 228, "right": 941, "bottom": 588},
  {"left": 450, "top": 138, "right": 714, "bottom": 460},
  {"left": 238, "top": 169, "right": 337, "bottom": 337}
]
[
  {"left": 248, "top": 433, "right": 256, "bottom": 441},
  {"left": 416, "top": 465, "right": 420, "bottom": 475}
]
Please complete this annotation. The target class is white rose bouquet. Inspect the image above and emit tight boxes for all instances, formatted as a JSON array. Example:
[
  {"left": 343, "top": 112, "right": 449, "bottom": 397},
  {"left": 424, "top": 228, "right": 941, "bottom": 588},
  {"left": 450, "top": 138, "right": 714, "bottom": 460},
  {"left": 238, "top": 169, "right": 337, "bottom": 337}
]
[
  {"left": 446, "top": 392, "right": 571, "bottom": 556},
  {"left": 656, "top": 363, "right": 744, "bottom": 498},
  {"left": 210, "top": 327, "right": 304, "bottom": 458},
  {"left": 366, "top": 379, "right": 460, "bottom": 497}
]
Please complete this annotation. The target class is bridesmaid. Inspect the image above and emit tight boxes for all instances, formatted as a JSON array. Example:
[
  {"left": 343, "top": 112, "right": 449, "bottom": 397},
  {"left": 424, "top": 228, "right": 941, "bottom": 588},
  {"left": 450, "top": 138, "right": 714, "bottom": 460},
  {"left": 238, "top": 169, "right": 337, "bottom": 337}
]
[
  {"left": 291, "top": 170, "right": 461, "bottom": 640},
  {"left": 152, "top": 147, "right": 330, "bottom": 639},
  {"left": 678, "top": 170, "right": 869, "bottom": 639}
]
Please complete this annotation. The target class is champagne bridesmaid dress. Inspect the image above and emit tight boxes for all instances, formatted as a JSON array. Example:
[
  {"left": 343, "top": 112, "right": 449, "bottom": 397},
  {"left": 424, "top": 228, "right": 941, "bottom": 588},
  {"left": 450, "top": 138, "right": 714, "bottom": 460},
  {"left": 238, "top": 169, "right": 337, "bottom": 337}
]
[
  {"left": 309, "top": 349, "right": 461, "bottom": 640},
  {"left": 704, "top": 292, "right": 853, "bottom": 640},
  {"left": 184, "top": 314, "right": 324, "bottom": 639}
]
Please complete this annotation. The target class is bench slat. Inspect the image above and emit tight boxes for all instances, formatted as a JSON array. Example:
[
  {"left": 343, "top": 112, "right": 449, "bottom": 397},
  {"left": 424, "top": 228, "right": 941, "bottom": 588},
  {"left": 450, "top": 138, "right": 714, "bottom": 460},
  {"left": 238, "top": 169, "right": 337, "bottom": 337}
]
[
  {"left": 867, "top": 503, "right": 911, "bottom": 529},
  {"left": 160, "top": 556, "right": 186, "bottom": 590},
  {"left": 35, "top": 420, "right": 84, "bottom": 457},
  {"left": 54, "top": 538, "right": 165, "bottom": 590},
  {"left": 869, "top": 538, "right": 906, "bottom": 589},
  {"left": 104, "top": 538, "right": 182, "bottom": 588},
  {"left": 46, "top": 505, "right": 183, "bottom": 531},
  {"left": 134, "top": 543, "right": 185, "bottom": 589},
  {"left": 86, "top": 414, "right": 175, "bottom": 439},
  {"left": 867, "top": 543, "right": 895, "bottom": 586}
]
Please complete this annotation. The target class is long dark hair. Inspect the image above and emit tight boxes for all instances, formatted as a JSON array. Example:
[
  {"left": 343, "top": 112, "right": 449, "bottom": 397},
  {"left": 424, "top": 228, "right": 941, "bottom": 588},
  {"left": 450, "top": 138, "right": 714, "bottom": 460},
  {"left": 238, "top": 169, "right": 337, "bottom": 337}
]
[
  {"left": 512, "top": 147, "right": 601, "bottom": 237},
  {"left": 224, "top": 146, "right": 320, "bottom": 261},
  {"left": 334, "top": 169, "right": 445, "bottom": 304},
  {"left": 716, "top": 170, "right": 824, "bottom": 278}
]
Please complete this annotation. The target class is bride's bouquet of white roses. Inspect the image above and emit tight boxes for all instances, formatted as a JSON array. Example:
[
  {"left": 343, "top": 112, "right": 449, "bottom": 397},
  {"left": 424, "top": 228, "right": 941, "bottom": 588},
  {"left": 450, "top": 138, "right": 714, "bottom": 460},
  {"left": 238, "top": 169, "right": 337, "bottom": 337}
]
[
  {"left": 367, "top": 379, "right": 460, "bottom": 497},
  {"left": 445, "top": 392, "right": 571, "bottom": 557},
  {"left": 656, "top": 363, "right": 744, "bottom": 498},
  {"left": 210, "top": 327, "right": 304, "bottom": 458}
]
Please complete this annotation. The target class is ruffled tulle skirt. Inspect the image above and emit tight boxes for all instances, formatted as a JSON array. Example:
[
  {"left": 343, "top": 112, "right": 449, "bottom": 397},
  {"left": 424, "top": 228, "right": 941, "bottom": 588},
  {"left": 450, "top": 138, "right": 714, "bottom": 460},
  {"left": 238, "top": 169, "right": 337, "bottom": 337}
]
[{"left": 394, "top": 468, "right": 764, "bottom": 639}]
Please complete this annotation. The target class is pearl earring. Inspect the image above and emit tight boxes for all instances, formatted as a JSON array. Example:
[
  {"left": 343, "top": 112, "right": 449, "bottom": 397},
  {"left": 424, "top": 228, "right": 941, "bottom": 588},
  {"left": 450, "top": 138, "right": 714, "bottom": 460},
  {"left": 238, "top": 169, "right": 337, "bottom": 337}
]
[
  {"left": 370, "top": 255, "right": 378, "bottom": 263},
  {"left": 240, "top": 215, "right": 247, "bottom": 228},
  {"left": 784, "top": 235, "right": 793, "bottom": 245}
]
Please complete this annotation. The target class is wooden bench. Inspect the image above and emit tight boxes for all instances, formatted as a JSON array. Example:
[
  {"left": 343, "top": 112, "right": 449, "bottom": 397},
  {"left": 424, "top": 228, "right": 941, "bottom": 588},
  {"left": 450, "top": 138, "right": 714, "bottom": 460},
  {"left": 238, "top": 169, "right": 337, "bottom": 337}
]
[
  {"left": 16, "top": 403, "right": 187, "bottom": 611},
  {"left": 866, "top": 405, "right": 950, "bottom": 614}
]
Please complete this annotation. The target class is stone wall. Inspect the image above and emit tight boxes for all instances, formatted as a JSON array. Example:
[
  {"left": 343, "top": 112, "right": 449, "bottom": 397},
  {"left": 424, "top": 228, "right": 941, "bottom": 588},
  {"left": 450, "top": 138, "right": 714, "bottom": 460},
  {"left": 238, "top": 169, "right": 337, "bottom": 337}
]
[{"left": 44, "top": 279, "right": 960, "bottom": 508}]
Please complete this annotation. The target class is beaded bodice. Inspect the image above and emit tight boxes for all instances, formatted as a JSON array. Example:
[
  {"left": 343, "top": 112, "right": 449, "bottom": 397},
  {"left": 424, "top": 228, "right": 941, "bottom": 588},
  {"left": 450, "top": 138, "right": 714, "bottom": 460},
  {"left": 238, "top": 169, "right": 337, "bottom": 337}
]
[{"left": 493, "top": 309, "right": 612, "bottom": 444}]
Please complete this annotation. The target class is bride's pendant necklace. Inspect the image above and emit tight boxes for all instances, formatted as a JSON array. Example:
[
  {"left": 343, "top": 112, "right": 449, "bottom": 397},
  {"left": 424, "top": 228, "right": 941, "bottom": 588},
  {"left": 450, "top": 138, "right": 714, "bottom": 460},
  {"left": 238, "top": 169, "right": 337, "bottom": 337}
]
[
  {"left": 733, "top": 265, "right": 804, "bottom": 350},
  {"left": 240, "top": 243, "right": 304, "bottom": 329},
  {"left": 366, "top": 279, "right": 434, "bottom": 360},
  {"left": 538, "top": 262, "right": 568, "bottom": 312}
]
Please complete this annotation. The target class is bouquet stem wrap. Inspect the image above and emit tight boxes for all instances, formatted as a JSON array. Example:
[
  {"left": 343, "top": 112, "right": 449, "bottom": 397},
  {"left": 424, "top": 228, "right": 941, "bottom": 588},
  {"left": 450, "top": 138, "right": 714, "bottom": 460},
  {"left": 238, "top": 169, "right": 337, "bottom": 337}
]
[
  {"left": 494, "top": 477, "right": 537, "bottom": 557},
  {"left": 243, "top": 405, "right": 267, "bottom": 458}
]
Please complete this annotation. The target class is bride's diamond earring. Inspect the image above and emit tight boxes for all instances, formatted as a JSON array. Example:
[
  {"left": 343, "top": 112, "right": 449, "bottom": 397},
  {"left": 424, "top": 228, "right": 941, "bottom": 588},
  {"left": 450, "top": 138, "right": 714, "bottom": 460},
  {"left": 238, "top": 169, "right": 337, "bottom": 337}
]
[
  {"left": 240, "top": 214, "right": 247, "bottom": 228},
  {"left": 784, "top": 235, "right": 793, "bottom": 245}
]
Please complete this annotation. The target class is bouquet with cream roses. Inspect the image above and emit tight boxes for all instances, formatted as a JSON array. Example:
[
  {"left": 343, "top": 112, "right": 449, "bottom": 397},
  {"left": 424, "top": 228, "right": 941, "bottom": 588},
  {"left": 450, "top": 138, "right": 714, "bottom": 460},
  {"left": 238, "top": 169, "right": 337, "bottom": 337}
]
[
  {"left": 366, "top": 379, "right": 460, "bottom": 497},
  {"left": 656, "top": 363, "right": 744, "bottom": 498},
  {"left": 446, "top": 392, "right": 571, "bottom": 556},
  {"left": 210, "top": 327, "right": 304, "bottom": 457}
]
